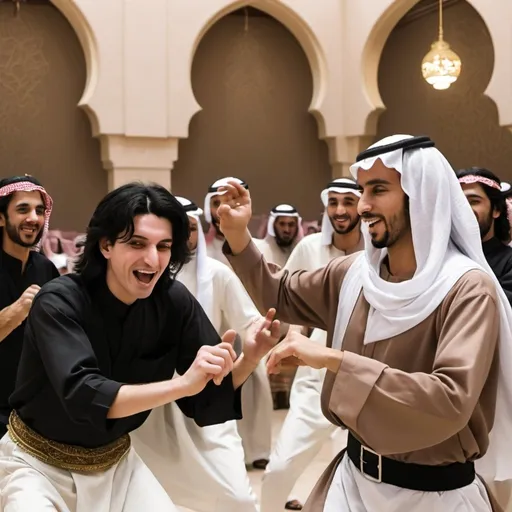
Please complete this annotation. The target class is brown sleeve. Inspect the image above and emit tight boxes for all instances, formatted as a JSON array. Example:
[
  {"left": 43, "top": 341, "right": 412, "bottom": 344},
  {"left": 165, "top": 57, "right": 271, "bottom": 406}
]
[
  {"left": 224, "top": 239, "right": 352, "bottom": 330},
  {"left": 327, "top": 273, "right": 500, "bottom": 455}
]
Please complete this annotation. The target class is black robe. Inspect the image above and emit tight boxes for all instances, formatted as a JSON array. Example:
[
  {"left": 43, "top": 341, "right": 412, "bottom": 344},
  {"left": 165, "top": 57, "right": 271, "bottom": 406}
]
[
  {"left": 10, "top": 274, "right": 242, "bottom": 448},
  {"left": 483, "top": 237, "right": 512, "bottom": 305},
  {"left": 0, "top": 248, "right": 58, "bottom": 434}
]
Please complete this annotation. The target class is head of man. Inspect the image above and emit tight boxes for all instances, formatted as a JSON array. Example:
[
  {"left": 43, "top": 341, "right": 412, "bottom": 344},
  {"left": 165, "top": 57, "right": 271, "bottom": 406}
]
[
  {"left": 326, "top": 191, "right": 360, "bottom": 235},
  {"left": 205, "top": 177, "right": 248, "bottom": 237},
  {"left": 75, "top": 183, "right": 190, "bottom": 304},
  {"left": 273, "top": 216, "right": 299, "bottom": 247},
  {"left": 356, "top": 159, "right": 411, "bottom": 250},
  {"left": 456, "top": 168, "right": 509, "bottom": 243},
  {"left": 188, "top": 216, "right": 200, "bottom": 253},
  {"left": 0, "top": 175, "right": 51, "bottom": 252}
]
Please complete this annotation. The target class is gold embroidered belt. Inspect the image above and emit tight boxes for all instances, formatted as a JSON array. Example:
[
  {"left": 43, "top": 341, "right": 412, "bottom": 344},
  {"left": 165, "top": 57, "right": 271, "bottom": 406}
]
[{"left": 7, "top": 411, "right": 131, "bottom": 472}]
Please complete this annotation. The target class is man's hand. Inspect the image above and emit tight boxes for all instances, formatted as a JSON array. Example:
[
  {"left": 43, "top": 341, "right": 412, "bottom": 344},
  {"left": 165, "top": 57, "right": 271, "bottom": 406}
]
[
  {"left": 217, "top": 181, "right": 253, "bottom": 254},
  {"left": 14, "top": 284, "right": 41, "bottom": 320},
  {"left": 266, "top": 330, "right": 344, "bottom": 375},
  {"left": 181, "top": 331, "right": 238, "bottom": 396},
  {"left": 243, "top": 309, "right": 281, "bottom": 366}
]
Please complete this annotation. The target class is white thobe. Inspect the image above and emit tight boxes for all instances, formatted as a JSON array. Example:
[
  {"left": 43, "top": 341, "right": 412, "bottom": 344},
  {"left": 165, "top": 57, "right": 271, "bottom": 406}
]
[
  {"left": 253, "top": 236, "right": 294, "bottom": 268},
  {"left": 0, "top": 434, "right": 177, "bottom": 512},
  {"left": 206, "top": 236, "right": 230, "bottom": 267},
  {"left": 325, "top": 456, "right": 493, "bottom": 511},
  {"left": 131, "top": 257, "right": 272, "bottom": 512},
  {"left": 205, "top": 242, "right": 274, "bottom": 464},
  {"left": 261, "top": 232, "right": 358, "bottom": 512}
]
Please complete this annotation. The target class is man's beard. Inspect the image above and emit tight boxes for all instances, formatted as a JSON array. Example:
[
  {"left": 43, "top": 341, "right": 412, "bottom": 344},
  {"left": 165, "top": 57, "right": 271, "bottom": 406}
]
[
  {"left": 4, "top": 218, "right": 43, "bottom": 248},
  {"left": 477, "top": 210, "right": 494, "bottom": 240},
  {"left": 275, "top": 232, "right": 296, "bottom": 248},
  {"left": 211, "top": 217, "right": 224, "bottom": 237},
  {"left": 329, "top": 214, "right": 360, "bottom": 235}
]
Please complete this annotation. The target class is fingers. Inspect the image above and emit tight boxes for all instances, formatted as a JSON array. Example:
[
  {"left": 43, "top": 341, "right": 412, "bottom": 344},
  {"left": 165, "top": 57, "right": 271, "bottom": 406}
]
[{"left": 266, "top": 342, "right": 298, "bottom": 374}]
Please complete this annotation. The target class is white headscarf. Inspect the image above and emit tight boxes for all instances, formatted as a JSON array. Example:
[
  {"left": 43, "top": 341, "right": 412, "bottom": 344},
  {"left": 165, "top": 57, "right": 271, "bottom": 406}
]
[
  {"left": 203, "top": 177, "right": 248, "bottom": 224},
  {"left": 266, "top": 204, "right": 302, "bottom": 238},
  {"left": 176, "top": 196, "right": 212, "bottom": 318},
  {"left": 320, "top": 178, "right": 361, "bottom": 246},
  {"left": 331, "top": 134, "right": 512, "bottom": 481}
]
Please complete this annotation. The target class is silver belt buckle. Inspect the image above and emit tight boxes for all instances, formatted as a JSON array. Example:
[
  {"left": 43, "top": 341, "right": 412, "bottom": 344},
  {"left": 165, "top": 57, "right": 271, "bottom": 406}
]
[{"left": 360, "top": 444, "right": 382, "bottom": 483}]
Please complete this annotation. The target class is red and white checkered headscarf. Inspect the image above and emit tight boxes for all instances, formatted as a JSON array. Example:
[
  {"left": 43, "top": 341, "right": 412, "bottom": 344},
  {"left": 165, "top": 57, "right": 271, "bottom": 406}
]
[{"left": 0, "top": 180, "right": 53, "bottom": 251}]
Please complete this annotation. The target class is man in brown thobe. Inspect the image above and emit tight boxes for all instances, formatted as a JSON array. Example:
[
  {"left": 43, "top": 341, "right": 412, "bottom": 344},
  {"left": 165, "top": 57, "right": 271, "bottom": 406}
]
[{"left": 216, "top": 135, "right": 512, "bottom": 511}]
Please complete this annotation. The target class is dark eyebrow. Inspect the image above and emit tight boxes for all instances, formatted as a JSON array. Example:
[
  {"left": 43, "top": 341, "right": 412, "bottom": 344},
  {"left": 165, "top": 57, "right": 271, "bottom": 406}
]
[
  {"left": 466, "top": 194, "right": 484, "bottom": 200},
  {"left": 15, "top": 202, "right": 44, "bottom": 208},
  {"left": 131, "top": 234, "right": 173, "bottom": 243},
  {"left": 363, "top": 179, "right": 391, "bottom": 187}
]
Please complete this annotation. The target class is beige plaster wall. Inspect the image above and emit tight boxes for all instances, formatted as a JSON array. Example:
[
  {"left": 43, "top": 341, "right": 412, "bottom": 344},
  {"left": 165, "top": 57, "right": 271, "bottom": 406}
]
[{"left": 42, "top": 0, "right": 512, "bottom": 186}]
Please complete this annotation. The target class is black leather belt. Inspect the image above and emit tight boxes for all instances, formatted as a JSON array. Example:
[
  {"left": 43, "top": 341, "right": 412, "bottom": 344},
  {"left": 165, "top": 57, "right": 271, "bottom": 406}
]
[{"left": 347, "top": 433, "right": 475, "bottom": 492}]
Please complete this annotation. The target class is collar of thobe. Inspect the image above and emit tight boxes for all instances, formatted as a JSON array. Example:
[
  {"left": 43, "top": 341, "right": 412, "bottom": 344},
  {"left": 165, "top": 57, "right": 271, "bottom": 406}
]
[
  {"left": 0, "top": 180, "right": 53, "bottom": 252},
  {"left": 266, "top": 204, "right": 304, "bottom": 242},
  {"left": 320, "top": 178, "right": 361, "bottom": 246},
  {"left": 176, "top": 196, "right": 213, "bottom": 318},
  {"left": 332, "top": 133, "right": 512, "bottom": 482},
  {"left": 203, "top": 177, "right": 248, "bottom": 224}
]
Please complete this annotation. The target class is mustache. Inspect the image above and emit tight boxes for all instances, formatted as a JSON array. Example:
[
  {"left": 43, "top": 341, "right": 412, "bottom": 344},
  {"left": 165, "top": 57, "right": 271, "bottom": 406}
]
[{"left": 361, "top": 213, "right": 385, "bottom": 221}]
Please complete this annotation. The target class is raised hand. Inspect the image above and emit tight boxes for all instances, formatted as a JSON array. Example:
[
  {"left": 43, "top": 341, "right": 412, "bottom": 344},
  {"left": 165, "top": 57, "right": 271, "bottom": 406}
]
[
  {"left": 181, "top": 334, "right": 238, "bottom": 396},
  {"left": 217, "top": 180, "right": 253, "bottom": 236},
  {"left": 243, "top": 309, "right": 281, "bottom": 365}
]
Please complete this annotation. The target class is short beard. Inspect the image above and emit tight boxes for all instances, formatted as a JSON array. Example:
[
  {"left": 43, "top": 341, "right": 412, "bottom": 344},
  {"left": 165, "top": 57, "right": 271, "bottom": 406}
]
[
  {"left": 329, "top": 215, "right": 359, "bottom": 235},
  {"left": 275, "top": 232, "right": 295, "bottom": 248},
  {"left": 211, "top": 217, "right": 224, "bottom": 237},
  {"left": 4, "top": 218, "right": 42, "bottom": 248},
  {"left": 478, "top": 210, "right": 494, "bottom": 240}
]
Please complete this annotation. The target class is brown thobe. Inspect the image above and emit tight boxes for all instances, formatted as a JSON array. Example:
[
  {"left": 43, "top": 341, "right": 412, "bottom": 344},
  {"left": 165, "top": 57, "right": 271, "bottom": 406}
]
[{"left": 225, "top": 241, "right": 502, "bottom": 512}]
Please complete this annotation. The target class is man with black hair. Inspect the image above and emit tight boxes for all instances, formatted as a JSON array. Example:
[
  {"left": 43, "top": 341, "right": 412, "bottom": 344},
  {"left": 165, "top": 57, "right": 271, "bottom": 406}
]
[
  {"left": 457, "top": 167, "right": 512, "bottom": 302},
  {"left": 0, "top": 182, "right": 280, "bottom": 511},
  {"left": 0, "top": 175, "right": 59, "bottom": 438}
]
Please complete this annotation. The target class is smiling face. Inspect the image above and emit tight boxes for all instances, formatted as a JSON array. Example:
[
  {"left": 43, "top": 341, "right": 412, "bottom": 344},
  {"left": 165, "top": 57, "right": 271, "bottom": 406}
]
[
  {"left": 356, "top": 159, "right": 411, "bottom": 249},
  {"left": 0, "top": 190, "right": 45, "bottom": 251},
  {"left": 274, "top": 216, "right": 299, "bottom": 247},
  {"left": 326, "top": 192, "right": 360, "bottom": 235},
  {"left": 101, "top": 214, "right": 173, "bottom": 304},
  {"left": 461, "top": 183, "right": 499, "bottom": 241}
]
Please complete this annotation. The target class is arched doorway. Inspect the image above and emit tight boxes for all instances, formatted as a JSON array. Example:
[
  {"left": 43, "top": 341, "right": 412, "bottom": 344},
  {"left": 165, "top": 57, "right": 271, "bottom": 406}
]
[
  {"left": 0, "top": 1, "right": 106, "bottom": 230},
  {"left": 376, "top": 0, "right": 512, "bottom": 177},
  {"left": 172, "top": 7, "right": 331, "bottom": 223}
]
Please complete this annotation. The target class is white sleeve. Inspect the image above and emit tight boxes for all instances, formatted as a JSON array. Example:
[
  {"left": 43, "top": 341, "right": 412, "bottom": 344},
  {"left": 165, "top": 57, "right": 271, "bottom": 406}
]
[{"left": 218, "top": 267, "right": 260, "bottom": 338}]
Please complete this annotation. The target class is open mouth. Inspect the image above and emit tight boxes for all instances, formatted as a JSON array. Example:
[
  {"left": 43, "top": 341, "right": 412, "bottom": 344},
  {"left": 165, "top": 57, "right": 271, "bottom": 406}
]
[
  {"left": 364, "top": 218, "right": 382, "bottom": 229},
  {"left": 133, "top": 270, "right": 157, "bottom": 284},
  {"left": 20, "top": 225, "right": 38, "bottom": 235}
]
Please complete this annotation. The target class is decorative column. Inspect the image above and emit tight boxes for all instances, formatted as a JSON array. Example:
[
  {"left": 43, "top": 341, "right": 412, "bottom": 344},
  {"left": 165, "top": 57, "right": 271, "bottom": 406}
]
[
  {"left": 100, "top": 135, "right": 179, "bottom": 191},
  {"left": 327, "top": 135, "right": 375, "bottom": 178}
]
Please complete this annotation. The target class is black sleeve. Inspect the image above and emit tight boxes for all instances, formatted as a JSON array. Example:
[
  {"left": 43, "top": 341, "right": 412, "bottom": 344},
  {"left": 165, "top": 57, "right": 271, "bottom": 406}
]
[
  {"left": 171, "top": 285, "right": 243, "bottom": 426},
  {"left": 496, "top": 258, "right": 512, "bottom": 306},
  {"left": 50, "top": 262, "right": 61, "bottom": 280},
  {"left": 26, "top": 291, "right": 123, "bottom": 430}
]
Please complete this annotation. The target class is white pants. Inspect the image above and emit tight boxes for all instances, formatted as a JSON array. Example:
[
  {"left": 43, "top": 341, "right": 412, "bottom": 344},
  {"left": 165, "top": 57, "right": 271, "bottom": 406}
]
[
  {"left": 131, "top": 404, "right": 259, "bottom": 512},
  {"left": 260, "top": 364, "right": 345, "bottom": 512},
  {"left": 237, "top": 359, "right": 273, "bottom": 463},
  {"left": 324, "top": 455, "right": 493, "bottom": 512},
  {"left": 0, "top": 434, "right": 177, "bottom": 512}
]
